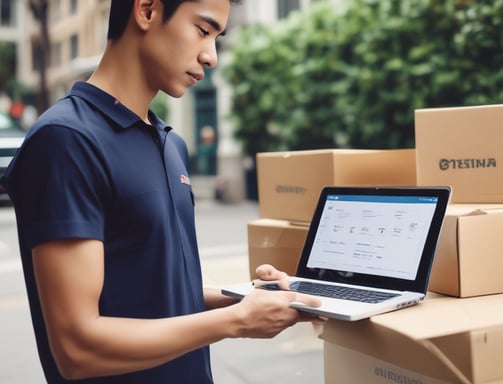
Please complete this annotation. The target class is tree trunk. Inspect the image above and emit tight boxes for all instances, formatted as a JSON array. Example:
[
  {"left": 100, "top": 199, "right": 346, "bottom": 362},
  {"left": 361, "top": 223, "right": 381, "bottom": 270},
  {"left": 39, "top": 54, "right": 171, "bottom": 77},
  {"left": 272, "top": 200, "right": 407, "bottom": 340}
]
[{"left": 29, "top": 0, "right": 50, "bottom": 114}]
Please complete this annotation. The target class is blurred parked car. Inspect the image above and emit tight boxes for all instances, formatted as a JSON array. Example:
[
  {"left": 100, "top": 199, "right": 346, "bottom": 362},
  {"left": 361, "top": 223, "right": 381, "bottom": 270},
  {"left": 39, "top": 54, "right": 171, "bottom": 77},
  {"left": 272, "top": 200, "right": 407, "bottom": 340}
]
[{"left": 0, "top": 111, "right": 26, "bottom": 203}]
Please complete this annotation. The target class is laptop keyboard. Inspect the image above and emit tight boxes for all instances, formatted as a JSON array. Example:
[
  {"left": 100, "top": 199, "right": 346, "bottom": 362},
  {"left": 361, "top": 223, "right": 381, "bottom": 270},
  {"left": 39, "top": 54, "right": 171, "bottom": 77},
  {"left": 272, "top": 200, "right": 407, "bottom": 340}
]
[{"left": 288, "top": 281, "right": 400, "bottom": 303}]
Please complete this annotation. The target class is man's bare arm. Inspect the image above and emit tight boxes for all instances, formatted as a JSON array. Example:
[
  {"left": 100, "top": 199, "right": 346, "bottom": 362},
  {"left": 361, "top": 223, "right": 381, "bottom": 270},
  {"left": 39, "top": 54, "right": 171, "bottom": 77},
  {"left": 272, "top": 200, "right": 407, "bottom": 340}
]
[{"left": 33, "top": 239, "right": 319, "bottom": 380}]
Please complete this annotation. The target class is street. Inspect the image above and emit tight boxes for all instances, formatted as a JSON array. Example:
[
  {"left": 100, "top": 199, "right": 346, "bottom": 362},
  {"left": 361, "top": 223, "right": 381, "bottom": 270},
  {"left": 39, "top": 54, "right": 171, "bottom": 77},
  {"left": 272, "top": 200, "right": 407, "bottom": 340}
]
[{"left": 0, "top": 197, "right": 323, "bottom": 383}]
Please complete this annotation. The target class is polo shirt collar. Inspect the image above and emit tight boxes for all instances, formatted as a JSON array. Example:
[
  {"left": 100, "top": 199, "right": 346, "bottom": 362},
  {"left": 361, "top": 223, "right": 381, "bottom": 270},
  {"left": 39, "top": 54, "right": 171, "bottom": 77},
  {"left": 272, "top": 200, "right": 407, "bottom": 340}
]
[{"left": 70, "top": 81, "right": 171, "bottom": 132}]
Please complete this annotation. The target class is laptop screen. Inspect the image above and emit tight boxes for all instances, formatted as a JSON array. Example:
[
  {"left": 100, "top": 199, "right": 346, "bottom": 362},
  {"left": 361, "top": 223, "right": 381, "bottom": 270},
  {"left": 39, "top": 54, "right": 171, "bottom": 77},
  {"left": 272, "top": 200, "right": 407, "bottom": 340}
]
[
  {"left": 307, "top": 194, "right": 438, "bottom": 280},
  {"left": 296, "top": 186, "right": 450, "bottom": 293}
]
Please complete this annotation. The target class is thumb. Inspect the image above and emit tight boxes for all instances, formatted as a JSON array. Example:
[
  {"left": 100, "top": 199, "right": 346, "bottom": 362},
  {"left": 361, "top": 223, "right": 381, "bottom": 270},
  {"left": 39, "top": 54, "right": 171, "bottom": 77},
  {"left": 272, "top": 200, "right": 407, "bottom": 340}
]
[
  {"left": 290, "top": 291, "right": 323, "bottom": 308},
  {"left": 255, "top": 264, "right": 288, "bottom": 280}
]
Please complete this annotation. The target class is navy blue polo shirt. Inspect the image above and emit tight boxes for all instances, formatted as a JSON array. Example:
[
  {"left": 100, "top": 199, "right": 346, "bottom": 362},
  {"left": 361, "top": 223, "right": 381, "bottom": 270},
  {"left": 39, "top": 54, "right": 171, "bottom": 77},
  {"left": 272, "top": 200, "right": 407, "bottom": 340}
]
[{"left": 3, "top": 82, "right": 213, "bottom": 383}]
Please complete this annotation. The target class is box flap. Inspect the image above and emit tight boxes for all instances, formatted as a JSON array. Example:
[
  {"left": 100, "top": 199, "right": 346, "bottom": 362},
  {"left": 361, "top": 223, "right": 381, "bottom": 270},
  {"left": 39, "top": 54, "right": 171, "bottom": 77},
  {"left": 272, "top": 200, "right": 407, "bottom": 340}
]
[
  {"left": 371, "top": 293, "right": 503, "bottom": 340},
  {"left": 447, "top": 203, "right": 503, "bottom": 216}
]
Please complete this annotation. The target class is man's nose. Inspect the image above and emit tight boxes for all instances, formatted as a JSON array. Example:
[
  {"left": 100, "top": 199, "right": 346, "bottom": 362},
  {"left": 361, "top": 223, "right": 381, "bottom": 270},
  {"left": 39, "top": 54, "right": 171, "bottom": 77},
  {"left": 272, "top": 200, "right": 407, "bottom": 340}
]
[{"left": 199, "top": 41, "right": 218, "bottom": 68}]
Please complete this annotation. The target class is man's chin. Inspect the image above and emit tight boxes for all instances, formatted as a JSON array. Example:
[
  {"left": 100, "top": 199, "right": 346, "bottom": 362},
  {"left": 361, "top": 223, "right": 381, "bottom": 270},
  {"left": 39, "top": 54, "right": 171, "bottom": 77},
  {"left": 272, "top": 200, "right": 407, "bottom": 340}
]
[
  {"left": 168, "top": 92, "right": 185, "bottom": 99},
  {"left": 163, "top": 87, "right": 187, "bottom": 99}
]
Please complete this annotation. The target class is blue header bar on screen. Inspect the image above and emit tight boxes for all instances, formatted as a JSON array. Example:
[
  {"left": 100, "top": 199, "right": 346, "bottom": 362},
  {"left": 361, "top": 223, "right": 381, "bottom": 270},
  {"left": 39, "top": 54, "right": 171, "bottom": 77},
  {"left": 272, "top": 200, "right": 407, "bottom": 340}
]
[{"left": 326, "top": 195, "right": 438, "bottom": 204}]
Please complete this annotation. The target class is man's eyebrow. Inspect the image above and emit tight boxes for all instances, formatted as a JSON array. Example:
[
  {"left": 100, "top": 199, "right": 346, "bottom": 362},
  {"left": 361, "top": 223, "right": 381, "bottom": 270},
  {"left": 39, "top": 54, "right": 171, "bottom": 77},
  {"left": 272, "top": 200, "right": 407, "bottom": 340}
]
[{"left": 200, "top": 15, "right": 227, "bottom": 36}]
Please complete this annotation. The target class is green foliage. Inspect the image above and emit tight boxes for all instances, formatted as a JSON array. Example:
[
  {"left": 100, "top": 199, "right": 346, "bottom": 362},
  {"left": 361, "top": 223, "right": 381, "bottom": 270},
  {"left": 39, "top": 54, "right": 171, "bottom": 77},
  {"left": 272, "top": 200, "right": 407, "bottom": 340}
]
[
  {"left": 223, "top": 0, "right": 503, "bottom": 155},
  {"left": 150, "top": 91, "right": 169, "bottom": 121},
  {"left": 0, "top": 43, "right": 16, "bottom": 93}
]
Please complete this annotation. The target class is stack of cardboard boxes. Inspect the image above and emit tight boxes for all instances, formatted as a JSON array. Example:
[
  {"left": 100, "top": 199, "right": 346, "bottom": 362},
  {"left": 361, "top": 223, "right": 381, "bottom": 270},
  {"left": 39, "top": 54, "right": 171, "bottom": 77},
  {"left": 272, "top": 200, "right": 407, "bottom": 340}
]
[
  {"left": 416, "top": 105, "right": 503, "bottom": 298},
  {"left": 248, "top": 104, "right": 503, "bottom": 383}
]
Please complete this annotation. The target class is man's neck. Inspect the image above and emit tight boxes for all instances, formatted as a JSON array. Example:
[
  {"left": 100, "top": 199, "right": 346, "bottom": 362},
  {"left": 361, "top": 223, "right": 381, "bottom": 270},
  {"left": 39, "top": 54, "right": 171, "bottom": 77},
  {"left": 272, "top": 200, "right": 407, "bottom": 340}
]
[{"left": 87, "top": 41, "right": 155, "bottom": 123}]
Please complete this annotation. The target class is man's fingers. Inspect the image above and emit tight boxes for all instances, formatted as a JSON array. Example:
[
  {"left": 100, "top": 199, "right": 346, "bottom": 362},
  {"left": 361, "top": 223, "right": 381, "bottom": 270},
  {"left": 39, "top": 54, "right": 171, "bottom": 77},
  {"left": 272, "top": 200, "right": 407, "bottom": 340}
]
[
  {"left": 253, "top": 279, "right": 322, "bottom": 307},
  {"left": 255, "top": 264, "right": 288, "bottom": 280},
  {"left": 287, "top": 291, "right": 322, "bottom": 308},
  {"left": 288, "top": 292, "right": 327, "bottom": 324},
  {"left": 276, "top": 276, "right": 291, "bottom": 290}
]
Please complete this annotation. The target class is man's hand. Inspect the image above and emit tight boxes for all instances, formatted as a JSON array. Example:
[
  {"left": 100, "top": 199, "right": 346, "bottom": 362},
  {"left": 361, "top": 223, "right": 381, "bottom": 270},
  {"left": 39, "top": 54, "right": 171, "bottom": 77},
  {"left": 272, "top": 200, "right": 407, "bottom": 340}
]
[
  {"left": 255, "top": 263, "right": 290, "bottom": 290},
  {"left": 234, "top": 288, "right": 322, "bottom": 338},
  {"left": 239, "top": 264, "right": 327, "bottom": 333}
]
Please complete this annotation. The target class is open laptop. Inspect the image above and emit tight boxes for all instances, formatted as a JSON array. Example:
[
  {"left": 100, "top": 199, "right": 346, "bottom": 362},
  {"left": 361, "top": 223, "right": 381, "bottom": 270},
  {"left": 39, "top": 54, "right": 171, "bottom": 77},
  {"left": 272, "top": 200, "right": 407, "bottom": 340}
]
[{"left": 222, "top": 186, "right": 451, "bottom": 321}]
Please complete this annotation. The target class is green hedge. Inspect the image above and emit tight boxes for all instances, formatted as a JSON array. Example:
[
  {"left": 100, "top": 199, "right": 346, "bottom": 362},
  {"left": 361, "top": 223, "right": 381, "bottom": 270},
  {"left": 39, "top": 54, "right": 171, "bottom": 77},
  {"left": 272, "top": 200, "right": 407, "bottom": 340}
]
[{"left": 223, "top": 0, "right": 503, "bottom": 155}]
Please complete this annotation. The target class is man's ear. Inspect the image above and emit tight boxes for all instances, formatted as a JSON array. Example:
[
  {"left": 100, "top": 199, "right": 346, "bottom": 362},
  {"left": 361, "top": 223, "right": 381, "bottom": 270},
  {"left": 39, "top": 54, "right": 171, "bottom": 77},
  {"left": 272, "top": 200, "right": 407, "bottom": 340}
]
[{"left": 134, "top": 0, "right": 155, "bottom": 31}]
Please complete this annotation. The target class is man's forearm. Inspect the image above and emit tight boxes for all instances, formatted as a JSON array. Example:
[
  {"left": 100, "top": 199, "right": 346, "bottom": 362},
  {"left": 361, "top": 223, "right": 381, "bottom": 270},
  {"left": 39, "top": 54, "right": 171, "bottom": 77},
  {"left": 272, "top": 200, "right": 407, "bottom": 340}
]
[
  {"left": 204, "top": 286, "right": 239, "bottom": 310},
  {"left": 51, "top": 305, "right": 242, "bottom": 380}
]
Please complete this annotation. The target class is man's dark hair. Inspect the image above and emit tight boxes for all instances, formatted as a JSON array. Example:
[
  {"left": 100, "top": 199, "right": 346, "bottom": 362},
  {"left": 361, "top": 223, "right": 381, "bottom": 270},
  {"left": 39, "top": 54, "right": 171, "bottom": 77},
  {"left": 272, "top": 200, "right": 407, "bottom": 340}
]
[{"left": 107, "top": 0, "right": 241, "bottom": 41}]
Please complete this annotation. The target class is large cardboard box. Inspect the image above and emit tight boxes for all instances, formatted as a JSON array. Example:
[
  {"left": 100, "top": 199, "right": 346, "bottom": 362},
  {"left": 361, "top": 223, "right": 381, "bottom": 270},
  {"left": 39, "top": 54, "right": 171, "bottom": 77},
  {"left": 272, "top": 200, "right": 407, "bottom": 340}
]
[
  {"left": 429, "top": 204, "right": 503, "bottom": 298},
  {"left": 257, "top": 149, "right": 416, "bottom": 223},
  {"left": 247, "top": 218, "right": 309, "bottom": 279},
  {"left": 415, "top": 104, "right": 503, "bottom": 203},
  {"left": 322, "top": 293, "right": 503, "bottom": 384}
]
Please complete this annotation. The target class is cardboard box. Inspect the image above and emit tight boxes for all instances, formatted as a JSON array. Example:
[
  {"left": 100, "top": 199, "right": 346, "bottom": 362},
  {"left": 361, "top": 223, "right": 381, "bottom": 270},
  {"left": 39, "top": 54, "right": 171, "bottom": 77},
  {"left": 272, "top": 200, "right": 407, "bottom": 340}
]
[
  {"left": 322, "top": 293, "right": 503, "bottom": 384},
  {"left": 257, "top": 149, "right": 416, "bottom": 223},
  {"left": 429, "top": 204, "right": 503, "bottom": 298},
  {"left": 247, "top": 218, "right": 309, "bottom": 279},
  {"left": 415, "top": 104, "right": 503, "bottom": 203}
]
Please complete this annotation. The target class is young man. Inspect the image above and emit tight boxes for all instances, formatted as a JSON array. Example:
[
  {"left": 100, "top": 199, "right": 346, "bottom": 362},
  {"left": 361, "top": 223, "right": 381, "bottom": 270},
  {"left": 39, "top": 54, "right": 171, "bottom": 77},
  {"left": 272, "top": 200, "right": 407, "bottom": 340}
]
[{"left": 2, "top": 0, "right": 322, "bottom": 383}]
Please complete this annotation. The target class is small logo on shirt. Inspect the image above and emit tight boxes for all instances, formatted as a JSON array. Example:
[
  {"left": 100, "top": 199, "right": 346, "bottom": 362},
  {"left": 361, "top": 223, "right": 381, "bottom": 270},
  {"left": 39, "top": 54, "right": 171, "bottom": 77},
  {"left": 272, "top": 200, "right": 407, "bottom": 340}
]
[{"left": 180, "top": 174, "right": 191, "bottom": 186}]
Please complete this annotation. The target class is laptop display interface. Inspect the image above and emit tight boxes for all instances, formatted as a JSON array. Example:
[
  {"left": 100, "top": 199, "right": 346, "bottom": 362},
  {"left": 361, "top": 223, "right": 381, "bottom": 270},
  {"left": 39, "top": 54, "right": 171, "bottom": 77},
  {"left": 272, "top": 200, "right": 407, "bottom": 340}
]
[
  {"left": 296, "top": 187, "right": 451, "bottom": 294},
  {"left": 307, "top": 194, "right": 438, "bottom": 281}
]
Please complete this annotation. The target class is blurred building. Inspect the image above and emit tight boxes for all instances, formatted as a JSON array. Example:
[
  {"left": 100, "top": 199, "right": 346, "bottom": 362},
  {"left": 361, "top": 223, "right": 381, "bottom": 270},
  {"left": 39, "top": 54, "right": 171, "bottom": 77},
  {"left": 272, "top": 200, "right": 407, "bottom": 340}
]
[
  {"left": 0, "top": 0, "right": 25, "bottom": 64},
  {"left": 20, "top": 0, "right": 110, "bottom": 102},
  {"left": 4, "top": 0, "right": 316, "bottom": 201}
]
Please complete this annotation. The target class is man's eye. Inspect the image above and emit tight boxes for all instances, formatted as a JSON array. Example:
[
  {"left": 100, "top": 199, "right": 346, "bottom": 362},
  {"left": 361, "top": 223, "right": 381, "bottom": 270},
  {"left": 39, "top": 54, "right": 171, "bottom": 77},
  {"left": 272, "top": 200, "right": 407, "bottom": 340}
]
[{"left": 198, "top": 26, "right": 209, "bottom": 36}]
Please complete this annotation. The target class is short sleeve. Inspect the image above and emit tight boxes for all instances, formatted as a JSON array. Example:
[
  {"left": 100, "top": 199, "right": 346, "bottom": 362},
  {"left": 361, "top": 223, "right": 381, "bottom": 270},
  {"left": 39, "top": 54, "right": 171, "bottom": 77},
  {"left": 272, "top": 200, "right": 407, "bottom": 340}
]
[{"left": 7, "top": 124, "right": 110, "bottom": 248}]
